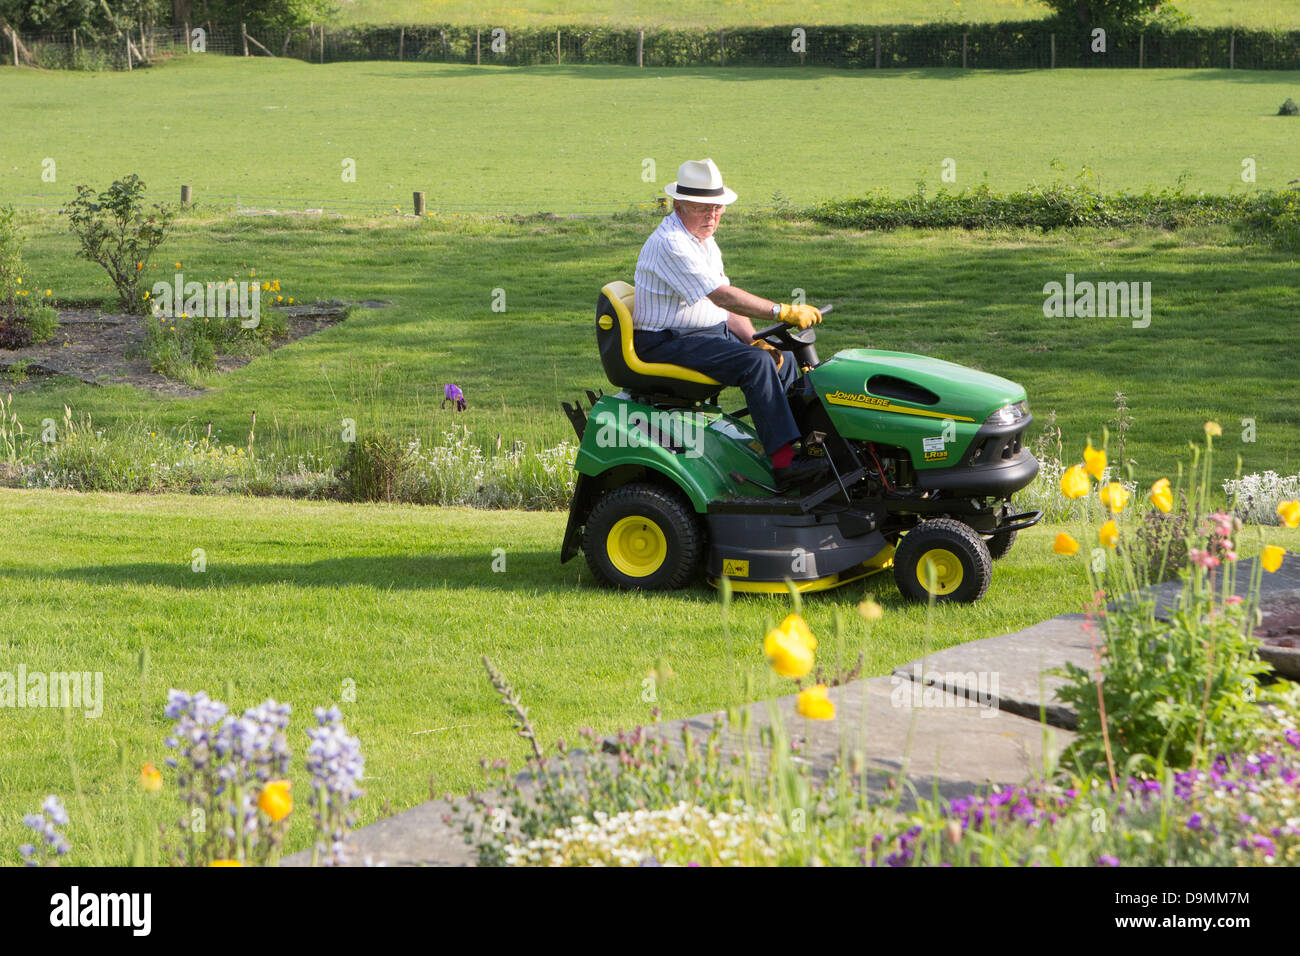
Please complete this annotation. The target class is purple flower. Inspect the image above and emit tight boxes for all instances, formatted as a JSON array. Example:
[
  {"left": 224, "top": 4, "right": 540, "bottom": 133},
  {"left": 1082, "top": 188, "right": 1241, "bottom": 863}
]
[{"left": 1097, "top": 855, "right": 1119, "bottom": 867}]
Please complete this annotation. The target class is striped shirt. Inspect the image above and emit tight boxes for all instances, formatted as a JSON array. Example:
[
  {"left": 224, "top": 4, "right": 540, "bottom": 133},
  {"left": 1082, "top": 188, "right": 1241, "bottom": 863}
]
[{"left": 632, "top": 212, "right": 731, "bottom": 331}]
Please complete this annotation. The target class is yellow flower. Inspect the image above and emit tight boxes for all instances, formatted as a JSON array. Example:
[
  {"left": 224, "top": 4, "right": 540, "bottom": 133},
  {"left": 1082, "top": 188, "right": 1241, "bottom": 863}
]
[
  {"left": 764, "top": 625, "right": 814, "bottom": 679},
  {"left": 139, "top": 763, "right": 162, "bottom": 792},
  {"left": 1053, "top": 532, "right": 1079, "bottom": 555},
  {"left": 1099, "top": 520, "right": 1119, "bottom": 549},
  {"left": 276, "top": 295, "right": 283, "bottom": 302},
  {"left": 1149, "top": 478, "right": 1172, "bottom": 514},
  {"left": 174, "top": 262, "right": 181, "bottom": 269},
  {"left": 210, "top": 860, "right": 243, "bottom": 867},
  {"left": 796, "top": 684, "right": 835, "bottom": 720},
  {"left": 857, "top": 599, "right": 883, "bottom": 621},
  {"left": 778, "top": 613, "right": 817, "bottom": 651},
  {"left": 261, "top": 281, "right": 270, "bottom": 291},
  {"left": 258, "top": 780, "right": 293, "bottom": 822},
  {"left": 1060, "top": 465, "right": 1090, "bottom": 499},
  {"left": 1099, "top": 482, "right": 1130, "bottom": 514},
  {"left": 1204, "top": 421, "right": 1222, "bottom": 437},
  {"left": 1262, "top": 545, "right": 1286, "bottom": 573},
  {"left": 15, "top": 277, "right": 20, "bottom": 284},
  {"left": 1279, "top": 500, "right": 1300, "bottom": 529},
  {"left": 287, "top": 298, "right": 294, "bottom": 304},
  {"left": 1083, "top": 443, "right": 1107, "bottom": 480},
  {"left": 44, "top": 289, "right": 51, "bottom": 296}
]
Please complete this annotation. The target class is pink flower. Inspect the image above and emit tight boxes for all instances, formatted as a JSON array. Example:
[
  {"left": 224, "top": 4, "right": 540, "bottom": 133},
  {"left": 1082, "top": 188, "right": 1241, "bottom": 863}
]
[
  {"left": 1190, "top": 548, "right": 1220, "bottom": 569},
  {"left": 1226, "top": 595, "right": 1243, "bottom": 605}
]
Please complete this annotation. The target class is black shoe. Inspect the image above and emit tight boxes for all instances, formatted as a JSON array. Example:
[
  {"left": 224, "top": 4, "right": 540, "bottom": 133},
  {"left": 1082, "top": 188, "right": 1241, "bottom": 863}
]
[{"left": 773, "top": 455, "right": 830, "bottom": 493}]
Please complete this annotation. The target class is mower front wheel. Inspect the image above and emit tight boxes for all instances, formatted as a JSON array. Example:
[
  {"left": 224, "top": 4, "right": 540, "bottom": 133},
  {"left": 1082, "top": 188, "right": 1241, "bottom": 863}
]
[
  {"left": 894, "top": 518, "right": 993, "bottom": 604},
  {"left": 984, "top": 528, "right": 1017, "bottom": 560},
  {"left": 583, "top": 482, "right": 702, "bottom": 591}
]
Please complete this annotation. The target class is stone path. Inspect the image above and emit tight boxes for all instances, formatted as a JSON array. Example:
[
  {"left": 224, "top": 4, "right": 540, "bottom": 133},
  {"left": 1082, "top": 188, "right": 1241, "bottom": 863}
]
[{"left": 283, "top": 552, "right": 1299, "bottom": 867}]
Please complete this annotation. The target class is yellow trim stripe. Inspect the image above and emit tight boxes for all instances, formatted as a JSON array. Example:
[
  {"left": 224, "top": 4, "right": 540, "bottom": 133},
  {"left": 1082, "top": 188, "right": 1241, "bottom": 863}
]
[
  {"left": 708, "top": 549, "right": 895, "bottom": 594},
  {"left": 601, "top": 281, "right": 722, "bottom": 387},
  {"left": 823, "top": 390, "right": 975, "bottom": 423}
]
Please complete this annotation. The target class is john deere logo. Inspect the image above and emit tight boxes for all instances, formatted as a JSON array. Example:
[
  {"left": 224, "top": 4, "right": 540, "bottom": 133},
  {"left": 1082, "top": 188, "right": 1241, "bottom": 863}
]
[
  {"left": 825, "top": 390, "right": 889, "bottom": 410},
  {"left": 722, "top": 559, "right": 749, "bottom": 578}
]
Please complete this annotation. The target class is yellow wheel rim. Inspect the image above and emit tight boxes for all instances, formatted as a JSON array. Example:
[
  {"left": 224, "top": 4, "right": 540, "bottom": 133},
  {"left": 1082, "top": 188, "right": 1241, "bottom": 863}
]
[
  {"left": 917, "top": 548, "right": 964, "bottom": 594},
  {"left": 606, "top": 516, "right": 668, "bottom": 578}
]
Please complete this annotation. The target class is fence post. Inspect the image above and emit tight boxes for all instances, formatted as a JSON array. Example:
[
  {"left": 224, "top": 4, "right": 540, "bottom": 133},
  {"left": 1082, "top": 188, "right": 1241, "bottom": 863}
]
[
  {"left": 1139, "top": 33, "right": 1144, "bottom": 68},
  {"left": 441, "top": 30, "right": 448, "bottom": 60},
  {"left": 72, "top": 27, "right": 78, "bottom": 55},
  {"left": 125, "top": 32, "right": 132, "bottom": 70},
  {"left": 320, "top": 26, "right": 324, "bottom": 64},
  {"left": 556, "top": 28, "right": 561, "bottom": 64},
  {"left": 718, "top": 30, "right": 725, "bottom": 67},
  {"left": 1229, "top": 32, "right": 1235, "bottom": 69},
  {"left": 962, "top": 32, "right": 968, "bottom": 69},
  {"left": 399, "top": 26, "right": 405, "bottom": 61},
  {"left": 476, "top": 29, "right": 481, "bottom": 65},
  {"left": 10, "top": 28, "right": 17, "bottom": 68},
  {"left": 1050, "top": 33, "right": 1055, "bottom": 69},
  {"left": 181, "top": 185, "right": 192, "bottom": 205},
  {"left": 241, "top": 23, "right": 249, "bottom": 57},
  {"left": 413, "top": 191, "right": 425, "bottom": 216},
  {"left": 637, "top": 29, "right": 643, "bottom": 67}
]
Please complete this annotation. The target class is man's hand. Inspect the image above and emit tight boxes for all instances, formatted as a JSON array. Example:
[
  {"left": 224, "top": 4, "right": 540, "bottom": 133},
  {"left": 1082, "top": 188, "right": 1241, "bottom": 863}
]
[
  {"left": 752, "top": 339, "right": 784, "bottom": 370},
  {"left": 779, "top": 303, "right": 822, "bottom": 330}
]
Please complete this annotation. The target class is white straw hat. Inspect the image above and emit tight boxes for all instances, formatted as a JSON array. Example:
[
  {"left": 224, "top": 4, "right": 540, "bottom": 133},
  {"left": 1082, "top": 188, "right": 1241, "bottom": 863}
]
[{"left": 664, "top": 158, "right": 738, "bottom": 205}]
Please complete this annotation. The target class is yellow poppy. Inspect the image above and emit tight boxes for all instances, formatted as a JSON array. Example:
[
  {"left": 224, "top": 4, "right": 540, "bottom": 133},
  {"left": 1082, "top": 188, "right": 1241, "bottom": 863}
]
[
  {"left": 1099, "top": 482, "right": 1130, "bottom": 514},
  {"left": 857, "top": 599, "right": 883, "bottom": 621},
  {"left": 1099, "top": 520, "right": 1119, "bottom": 549},
  {"left": 139, "top": 763, "right": 162, "bottom": 792},
  {"left": 258, "top": 780, "right": 293, "bottom": 822},
  {"left": 1053, "top": 532, "right": 1079, "bottom": 555},
  {"left": 1204, "top": 421, "right": 1222, "bottom": 437},
  {"left": 1149, "top": 478, "right": 1172, "bottom": 514},
  {"left": 796, "top": 684, "right": 835, "bottom": 720},
  {"left": 764, "top": 626, "right": 814, "bottom": 679},
  {"left": 1083, "top": 444, "right": 1107, "bottom": 480},
  {"left": 1279, "top": 500, "right": 1300, "bottom": 529},
  {"left": 1060, "top": 465, "right": 1090, "bottom": 499},
  {"left": 779, "top": 613, "right": 817, "bottom": 651},
  {"left": 1262, "top": 545, "right": 1286, "bottom": 573},
  {"left": 210, "top": 860, "right": 243, "bottom": 867}
]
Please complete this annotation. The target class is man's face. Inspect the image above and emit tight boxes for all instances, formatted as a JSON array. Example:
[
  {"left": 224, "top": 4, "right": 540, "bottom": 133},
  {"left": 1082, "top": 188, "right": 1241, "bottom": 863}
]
[{"left": 675, "top": 199, "right": 725, "bottom": 240}]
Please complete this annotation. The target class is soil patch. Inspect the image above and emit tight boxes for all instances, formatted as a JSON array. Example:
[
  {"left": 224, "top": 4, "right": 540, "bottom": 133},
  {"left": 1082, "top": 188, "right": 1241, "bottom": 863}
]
[{"left": 0, "top": 301, "right": 386, "bottom": 396}]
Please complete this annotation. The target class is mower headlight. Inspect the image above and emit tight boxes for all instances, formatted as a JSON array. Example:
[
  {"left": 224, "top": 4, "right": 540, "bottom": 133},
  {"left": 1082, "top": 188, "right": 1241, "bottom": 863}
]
[{"left": 984, "top": 402, "right": 1028, "bottom": 427}]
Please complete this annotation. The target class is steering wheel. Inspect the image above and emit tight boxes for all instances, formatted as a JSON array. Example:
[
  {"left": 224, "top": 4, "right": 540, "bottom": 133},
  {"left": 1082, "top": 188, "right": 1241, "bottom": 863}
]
[{"left": 752, "top": 303, "right": 833, "bottom": 348}]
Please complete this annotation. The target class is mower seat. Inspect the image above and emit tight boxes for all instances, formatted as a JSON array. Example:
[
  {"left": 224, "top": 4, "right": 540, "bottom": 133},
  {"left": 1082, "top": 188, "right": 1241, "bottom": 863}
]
[{"left": 597, "top": 281, "right": 722, "bottom": 404}]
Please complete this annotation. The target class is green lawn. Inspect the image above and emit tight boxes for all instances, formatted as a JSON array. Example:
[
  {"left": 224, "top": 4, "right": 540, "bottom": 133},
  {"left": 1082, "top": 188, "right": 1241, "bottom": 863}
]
[
  {"left": 6, "top": 487, "right": 1294, "bottom": 864},
  {"left": 9, "top": 211, "right": 1300, "bottom": 484},
  {"left": 3, "top": 57, "right": 1299, "bottom": 214},
  {"left": 330, "top": 0, "right": 1300, "bottom": 29}
]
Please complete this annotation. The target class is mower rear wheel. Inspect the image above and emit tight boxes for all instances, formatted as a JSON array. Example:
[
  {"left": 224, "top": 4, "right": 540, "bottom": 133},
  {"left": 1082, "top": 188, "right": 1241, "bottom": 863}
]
[
  {"left": 583, "top": 482, "right": 702, "bottom": 591},
  {"left": 984, "top": 528, "right": 1018, "bottom": 560},
  {"left": 894, "top": 518, "right": 993, "bottom": 604}
]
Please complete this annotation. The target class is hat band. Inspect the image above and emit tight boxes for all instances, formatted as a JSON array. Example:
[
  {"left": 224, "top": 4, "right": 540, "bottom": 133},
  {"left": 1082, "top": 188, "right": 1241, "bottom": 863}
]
[{"left": 674, "top": 183, "right": 726, "bottom": 198}]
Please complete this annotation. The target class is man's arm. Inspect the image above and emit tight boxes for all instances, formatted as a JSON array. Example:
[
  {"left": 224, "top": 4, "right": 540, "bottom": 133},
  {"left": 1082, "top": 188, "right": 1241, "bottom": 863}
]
[{"left": 707, "top": 285, "right": 776, "bottom": 344}]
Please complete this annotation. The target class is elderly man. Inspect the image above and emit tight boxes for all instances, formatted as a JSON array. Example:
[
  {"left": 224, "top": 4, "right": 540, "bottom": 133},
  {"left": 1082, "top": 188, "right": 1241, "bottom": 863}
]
[{"left": 632, "top": 158, "right": 827, "bottom": 491}]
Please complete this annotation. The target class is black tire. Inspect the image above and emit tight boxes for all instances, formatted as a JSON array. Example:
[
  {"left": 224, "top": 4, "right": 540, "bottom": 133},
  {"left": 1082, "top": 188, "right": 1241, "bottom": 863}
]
[
  {"left": 894, "top": 518, "right": 993, "bottom": 604},
  {"left": 984, "top": 528, "right": 1017, "bottom": 560},
  {"left": 582, "top": 482, "right": 702, "bottom": 591}
]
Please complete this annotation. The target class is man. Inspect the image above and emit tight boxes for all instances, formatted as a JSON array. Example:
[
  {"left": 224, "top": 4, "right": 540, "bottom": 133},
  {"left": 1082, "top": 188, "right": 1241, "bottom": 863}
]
[{"left": 632, "top": 158, "right": 827, "bottom": 491}]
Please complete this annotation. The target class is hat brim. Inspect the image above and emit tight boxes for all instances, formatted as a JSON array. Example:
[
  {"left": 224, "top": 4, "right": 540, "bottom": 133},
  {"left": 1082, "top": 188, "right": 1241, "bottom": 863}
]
[{"left": 664, "top": 183, "right": 738, "bottom": 205}]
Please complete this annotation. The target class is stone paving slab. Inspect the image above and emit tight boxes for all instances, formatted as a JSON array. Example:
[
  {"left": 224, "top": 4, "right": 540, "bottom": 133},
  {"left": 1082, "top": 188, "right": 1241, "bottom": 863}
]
[
  {"left": 893, "top": 615, "right": 1094, "bottom": 730},
  {"left": 280, "top": 795, "right": 475, "bottom": 867}
]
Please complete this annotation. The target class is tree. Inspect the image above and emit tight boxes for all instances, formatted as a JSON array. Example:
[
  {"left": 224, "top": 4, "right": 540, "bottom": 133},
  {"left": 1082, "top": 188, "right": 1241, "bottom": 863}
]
[{"left": 1042, "top": 0, "right": 1164, "bottom": 27}]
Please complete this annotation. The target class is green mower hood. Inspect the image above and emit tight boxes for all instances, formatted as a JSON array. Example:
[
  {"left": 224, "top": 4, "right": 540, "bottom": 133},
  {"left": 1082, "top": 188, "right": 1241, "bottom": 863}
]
[{"left": 810, "top": 349, "right": 1029, "bottom": 469}]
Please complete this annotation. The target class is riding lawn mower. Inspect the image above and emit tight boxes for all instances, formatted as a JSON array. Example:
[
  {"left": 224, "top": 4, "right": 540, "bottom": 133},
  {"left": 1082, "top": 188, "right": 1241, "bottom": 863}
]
[{"left": 560, "top": 281, "right": 1042, "bottom": 603}]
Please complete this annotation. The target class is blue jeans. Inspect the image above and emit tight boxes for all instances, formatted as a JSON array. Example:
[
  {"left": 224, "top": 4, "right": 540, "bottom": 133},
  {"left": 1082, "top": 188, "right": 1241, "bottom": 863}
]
[{"left": 633, "top": 322, "right": 800, "bottom": 455}]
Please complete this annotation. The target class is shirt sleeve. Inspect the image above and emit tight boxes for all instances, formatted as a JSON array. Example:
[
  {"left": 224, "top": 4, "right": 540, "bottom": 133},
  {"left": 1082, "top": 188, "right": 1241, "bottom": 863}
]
[{"left": 647, "top": 234, "right": 726, "bottom": 306}]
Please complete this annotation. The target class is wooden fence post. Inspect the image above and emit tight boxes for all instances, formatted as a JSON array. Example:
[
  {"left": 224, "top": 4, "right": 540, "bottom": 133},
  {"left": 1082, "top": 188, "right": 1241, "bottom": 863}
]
[
  {"left": 10, "top": 28, "right": 18, "bottom": 68},
  {"left": 874, "top": 32, "right": 881, "bottom": 69},
  {"left": 1050, "top": 32, "right": 1055, "bottom": 69},
  {"left": 282, "top": 31, "right": 292, "bottom": 56},
  {"left": 399, "top": 26, "right": 404, "bottom": 61},
  {"left": 413, "top": 191, "right": 425, "bottom": 216},
  {"left": 637, "top": 29, "right": 643, "bottom": 67},
  {"left": 718, "top": 30, "right": 725, "bottom": 66},
  {"left": 962, "top": 31, "right": 968, "bottom": 69},
  {"left": 476, "top": 29, "right": 481, "bottom": 64},
  {"left": 72, "top": 27, "right": 78, "bottom": 55},
  {"left": 1229, "top": 32, "right": 1235, "bottom": 69},
  {"left": 241, "top": 22, "right": 249, "bottom": 56},
  {"left": 556, "top": 28, "right": 561, "bottom": 64},
  {"left": 1139, "top": 33, "right": 1144, "bottom": 68},
  {"left": 441, "top": 29, "right": 449, "bottom": 59},
  {"left": 125, "top": 32, "right": 132, "bottom": 70},
  {"left": 181, "top": 185, "right": 192, "bottom": 205},
  {"left": 319, "top": 26, "right": 324, "bottom": 63}
]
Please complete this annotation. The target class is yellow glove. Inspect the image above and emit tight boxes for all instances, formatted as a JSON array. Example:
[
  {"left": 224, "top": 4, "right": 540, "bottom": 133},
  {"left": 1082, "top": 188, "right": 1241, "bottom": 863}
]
[
  {"left": 778, "top": 303, "right": 822, "bottom": 330},
  {"left": 752, "top": 339, "right": 784, "bottom": 371}
]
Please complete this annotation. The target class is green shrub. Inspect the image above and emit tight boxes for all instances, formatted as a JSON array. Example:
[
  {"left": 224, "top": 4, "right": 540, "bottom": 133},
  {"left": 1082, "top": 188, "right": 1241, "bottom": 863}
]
[
  {"left": 64, "top": 175, "right": 173, "bottom": 314},
  {"left": 0, "top": 205, "right": 59, "bottom": 348},
  {"left": 339, "top": 431, "right": 405, "bottom": 502}
]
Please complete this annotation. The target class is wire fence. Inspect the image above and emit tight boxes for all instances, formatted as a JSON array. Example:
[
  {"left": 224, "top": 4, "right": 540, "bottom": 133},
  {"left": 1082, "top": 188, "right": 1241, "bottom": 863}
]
[{"left": 4, "top": 22, "right": 1300, "bottom": 72}]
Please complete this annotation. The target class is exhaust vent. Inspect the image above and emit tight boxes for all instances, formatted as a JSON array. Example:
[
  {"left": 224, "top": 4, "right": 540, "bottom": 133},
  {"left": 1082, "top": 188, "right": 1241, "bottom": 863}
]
[{"left": 866, "top": 375, "right": 941, "bottom": 406}]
